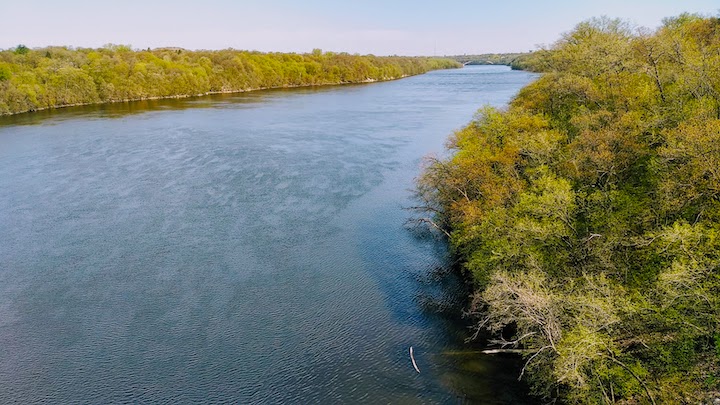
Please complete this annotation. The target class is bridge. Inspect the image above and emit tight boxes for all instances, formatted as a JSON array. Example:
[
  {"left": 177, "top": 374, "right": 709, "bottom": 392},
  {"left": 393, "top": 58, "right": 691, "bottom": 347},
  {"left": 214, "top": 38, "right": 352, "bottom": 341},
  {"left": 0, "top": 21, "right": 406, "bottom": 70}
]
[{"left": 448, "top": 52, "right": 531, "bottom": 67}]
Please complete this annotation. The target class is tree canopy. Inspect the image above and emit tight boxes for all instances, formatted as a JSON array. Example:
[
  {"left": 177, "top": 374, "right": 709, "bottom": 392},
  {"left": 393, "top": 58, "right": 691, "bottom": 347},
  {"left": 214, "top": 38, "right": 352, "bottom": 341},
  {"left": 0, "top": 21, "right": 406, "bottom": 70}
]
[
  {"left": 418, "top": 14, "right": 720, "bottom": 404},
  {"left": 0, "top": 46, "right": 459, "bottom": 115}
]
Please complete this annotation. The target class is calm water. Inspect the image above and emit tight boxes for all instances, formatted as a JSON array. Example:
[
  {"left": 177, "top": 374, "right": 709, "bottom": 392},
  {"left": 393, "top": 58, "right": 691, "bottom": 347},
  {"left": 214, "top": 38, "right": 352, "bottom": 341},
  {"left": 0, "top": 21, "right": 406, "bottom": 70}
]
[{"left": 0, "top": 66, "right": 537, "bottom": 403}]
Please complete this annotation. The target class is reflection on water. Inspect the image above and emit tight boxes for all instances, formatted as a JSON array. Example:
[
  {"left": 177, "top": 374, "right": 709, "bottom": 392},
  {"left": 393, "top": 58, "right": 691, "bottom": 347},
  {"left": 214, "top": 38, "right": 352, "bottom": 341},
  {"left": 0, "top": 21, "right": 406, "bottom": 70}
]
[{"left": 0, "top": 66, "right": 538, "bottom": 403}]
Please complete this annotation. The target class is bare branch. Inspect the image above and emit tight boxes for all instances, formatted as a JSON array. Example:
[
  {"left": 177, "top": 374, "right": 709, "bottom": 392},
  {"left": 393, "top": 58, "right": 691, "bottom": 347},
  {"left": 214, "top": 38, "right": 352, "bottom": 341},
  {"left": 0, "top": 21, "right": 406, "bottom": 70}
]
[
  {"left": 407, "top": 218, "right": 452, "bottom": 238},
  {"left": 519, "top": 345, "right": 554, "bottom": 381}
]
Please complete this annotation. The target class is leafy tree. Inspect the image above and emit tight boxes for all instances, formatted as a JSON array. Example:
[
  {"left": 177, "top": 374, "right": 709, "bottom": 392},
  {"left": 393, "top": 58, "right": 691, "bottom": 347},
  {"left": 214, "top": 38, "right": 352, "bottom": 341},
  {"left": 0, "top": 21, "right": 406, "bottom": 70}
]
[
  {"left": 0, "top": 64, "right": 10, "bottom": 81},
  {"left": 14, "top": 44, "right": 29, "bottom": 55},
  {"left": 416, "top": 13, "right": 720, "bottom": 404},
  {"left": 0, "top": 47, "right": 460, "bottom": 115}
]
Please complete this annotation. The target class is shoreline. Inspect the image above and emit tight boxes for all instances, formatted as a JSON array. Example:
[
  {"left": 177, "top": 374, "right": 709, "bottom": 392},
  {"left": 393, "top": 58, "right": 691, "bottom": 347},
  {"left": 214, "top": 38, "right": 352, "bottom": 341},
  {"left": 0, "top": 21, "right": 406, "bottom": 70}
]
[{"left": 0, "top": 74, "right": 412, "bottom": 117}]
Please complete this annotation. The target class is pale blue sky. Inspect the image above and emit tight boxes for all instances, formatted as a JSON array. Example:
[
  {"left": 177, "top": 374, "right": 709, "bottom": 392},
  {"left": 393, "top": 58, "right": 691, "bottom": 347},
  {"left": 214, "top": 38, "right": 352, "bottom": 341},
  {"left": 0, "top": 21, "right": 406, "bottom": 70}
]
[{"left": 1, "top": 0, "right": 717, "bottom": 55}]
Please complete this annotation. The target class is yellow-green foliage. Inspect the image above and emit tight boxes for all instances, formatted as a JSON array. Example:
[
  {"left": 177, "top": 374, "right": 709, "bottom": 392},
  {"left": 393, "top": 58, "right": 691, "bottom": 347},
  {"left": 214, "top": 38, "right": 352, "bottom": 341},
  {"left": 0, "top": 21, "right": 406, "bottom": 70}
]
[
  {"left": 419, "top": 14, "right": 720, "bottom": 404},
  {"left": 0, "top": 46, "right": 460, "bottom": 115}
]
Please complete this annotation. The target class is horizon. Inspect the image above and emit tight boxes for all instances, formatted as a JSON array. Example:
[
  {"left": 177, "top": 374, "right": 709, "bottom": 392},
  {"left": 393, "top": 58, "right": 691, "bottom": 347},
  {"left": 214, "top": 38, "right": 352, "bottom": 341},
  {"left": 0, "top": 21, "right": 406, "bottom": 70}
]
[
  {"left": 1, "top": 44, "right": 535, "bottom": 58},
  {"left": 1, "top": 1, "right": 718, "bottom": 56}
]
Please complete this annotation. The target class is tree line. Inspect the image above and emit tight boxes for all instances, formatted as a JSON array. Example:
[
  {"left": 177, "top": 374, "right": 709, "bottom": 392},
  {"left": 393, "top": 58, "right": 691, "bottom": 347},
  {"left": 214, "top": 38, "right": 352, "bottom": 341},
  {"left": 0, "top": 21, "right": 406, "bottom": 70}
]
[
  {"left": 0, "top": 45, "right": 460, "bottom": 115},
  {"left": 417, "top": 14, "right": 720, "bottom": 404},
  {"left": 447, "top": 52, "right": 532, "bottom": 66}
]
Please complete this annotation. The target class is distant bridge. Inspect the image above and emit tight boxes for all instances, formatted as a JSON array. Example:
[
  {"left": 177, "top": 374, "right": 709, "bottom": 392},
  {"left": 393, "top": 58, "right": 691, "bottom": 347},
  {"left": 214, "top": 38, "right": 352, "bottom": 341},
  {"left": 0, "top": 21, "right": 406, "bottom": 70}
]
[
  {"left": 457, "top": 60, "right": 504, "bottom": 66},
  {"left": 449, "top": 52, "right": 532, "bottom": 67}
]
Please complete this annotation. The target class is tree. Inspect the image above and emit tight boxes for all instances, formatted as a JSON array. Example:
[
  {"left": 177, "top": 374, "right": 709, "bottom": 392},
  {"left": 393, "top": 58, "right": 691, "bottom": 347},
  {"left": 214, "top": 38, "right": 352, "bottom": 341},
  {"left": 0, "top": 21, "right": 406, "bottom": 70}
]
[
  {"left": 417, "top": 13, "right": 720, "bottom": 403},
  {"left": 0, "top": 46, "right": 460, "bottom": 115},
  {"left": 14, "top": 44, "right": 29, "bottom": 55}
]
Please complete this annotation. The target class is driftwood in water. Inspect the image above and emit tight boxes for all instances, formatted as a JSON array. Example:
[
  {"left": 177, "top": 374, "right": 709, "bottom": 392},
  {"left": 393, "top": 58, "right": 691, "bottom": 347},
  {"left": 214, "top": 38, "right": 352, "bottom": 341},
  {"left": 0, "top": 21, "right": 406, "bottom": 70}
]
[
  {"left": 409, "top": 346, "right": 420, "bottom": 373},
  {"left": 481, "top": 348, "right": 534, "bottom": 354}
]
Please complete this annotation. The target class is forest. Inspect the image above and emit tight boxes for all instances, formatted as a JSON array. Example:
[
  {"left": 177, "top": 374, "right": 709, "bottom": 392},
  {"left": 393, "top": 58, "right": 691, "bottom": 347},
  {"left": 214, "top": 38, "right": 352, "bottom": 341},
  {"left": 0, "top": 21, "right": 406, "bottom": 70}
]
[
  {"left": 0, "top": 46, "right": 459, "bottom": 115},
  {"left": 417, "top": 14, "right": 720, "bottom": 404}
]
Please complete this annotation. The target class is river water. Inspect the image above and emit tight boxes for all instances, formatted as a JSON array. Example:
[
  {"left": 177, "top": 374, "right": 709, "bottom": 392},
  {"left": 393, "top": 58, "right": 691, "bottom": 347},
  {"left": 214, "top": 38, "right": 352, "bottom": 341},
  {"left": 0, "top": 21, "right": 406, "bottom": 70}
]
[{"left": 0, "top": 66, "right": 537, "bottom": 403}]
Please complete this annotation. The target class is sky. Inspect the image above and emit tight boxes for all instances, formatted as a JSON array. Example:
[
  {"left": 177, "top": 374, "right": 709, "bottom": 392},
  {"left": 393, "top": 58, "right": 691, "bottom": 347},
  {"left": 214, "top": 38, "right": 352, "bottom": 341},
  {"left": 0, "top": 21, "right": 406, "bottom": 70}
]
[{"left": 1, "top": 0, "right": 718, "bottom": 55}]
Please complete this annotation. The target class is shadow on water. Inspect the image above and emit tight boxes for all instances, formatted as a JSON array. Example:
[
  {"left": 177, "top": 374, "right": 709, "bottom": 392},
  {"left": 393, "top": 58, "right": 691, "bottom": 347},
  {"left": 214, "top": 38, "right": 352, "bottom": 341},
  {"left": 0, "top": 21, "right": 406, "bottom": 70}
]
[
  {"left": 0, "top": 93, "right": 270, "bottom": 127},
  {"left": 0, "top": 66, "right": 541, "bottom": 403},
  {"left": 0, "top": 83, "right": 387, "bottom": 128},
  {"left": 406, "top": 227, "right": 539, "bottom": 404}
]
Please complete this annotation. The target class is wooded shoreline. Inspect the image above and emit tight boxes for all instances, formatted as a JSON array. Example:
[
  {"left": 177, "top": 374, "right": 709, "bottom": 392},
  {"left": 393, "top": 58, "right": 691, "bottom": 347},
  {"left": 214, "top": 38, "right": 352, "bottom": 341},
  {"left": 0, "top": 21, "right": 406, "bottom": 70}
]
[
  {"left": 418, "top": 13, "right": 720, "bottom": 404},
  {"left": 0, "top": 73, "right": 412, "bottom": 116},
  {"left": 0, "top": 46, "right": 459, "bottom": 116}
]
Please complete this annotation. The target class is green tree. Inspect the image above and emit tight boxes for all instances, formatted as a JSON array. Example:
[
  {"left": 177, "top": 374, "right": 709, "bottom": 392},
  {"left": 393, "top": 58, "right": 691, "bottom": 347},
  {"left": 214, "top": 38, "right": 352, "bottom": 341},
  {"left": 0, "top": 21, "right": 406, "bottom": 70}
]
[
  {"left": 14, "top": 44, "right": 29, "bottom": 55},
  {"left": 416, "top": 13, "right": 720, "bottom": 404},
  {"left": 0, "top": 46, "right": 460, "bottom": 115}
]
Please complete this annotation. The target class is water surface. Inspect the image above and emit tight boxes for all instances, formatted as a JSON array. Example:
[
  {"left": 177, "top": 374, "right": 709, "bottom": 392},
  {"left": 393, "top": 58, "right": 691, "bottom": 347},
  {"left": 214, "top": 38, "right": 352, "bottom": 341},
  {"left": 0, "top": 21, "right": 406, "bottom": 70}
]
[{"left": 0, "top": 66, "right": 537, "bottom": 403}]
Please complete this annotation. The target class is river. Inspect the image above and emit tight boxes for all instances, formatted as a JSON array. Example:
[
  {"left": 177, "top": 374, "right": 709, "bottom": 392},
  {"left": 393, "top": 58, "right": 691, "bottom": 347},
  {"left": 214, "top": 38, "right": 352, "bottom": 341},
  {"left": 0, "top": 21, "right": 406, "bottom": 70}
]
[{"left": 0, "top": 65, "right": 537, "bottom": 403}]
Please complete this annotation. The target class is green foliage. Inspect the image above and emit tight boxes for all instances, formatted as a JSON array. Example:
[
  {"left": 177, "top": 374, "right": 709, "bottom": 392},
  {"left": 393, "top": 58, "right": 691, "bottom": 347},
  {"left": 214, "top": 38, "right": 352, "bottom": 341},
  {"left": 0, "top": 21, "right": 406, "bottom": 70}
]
[
  {"left": 418, "top": 13, "right": 720, "bottom": 404},
  {"left": 0, "top": 47, "right": 460, "bottom": 115},
  {"left": 14, "top": 44, "right": 29, "bottom": 55},
  {"left": 509, "top": 51, "right": 548, "bottom": 71},
  {"left": 0, "top": 64, "right": 11, "bottom": 81}
]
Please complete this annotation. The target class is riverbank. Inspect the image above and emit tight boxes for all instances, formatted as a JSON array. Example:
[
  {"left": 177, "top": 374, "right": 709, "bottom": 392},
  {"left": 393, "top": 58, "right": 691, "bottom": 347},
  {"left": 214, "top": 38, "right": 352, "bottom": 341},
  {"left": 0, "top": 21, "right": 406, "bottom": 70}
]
[
  {"left": 419, "top": 14, "right": 720, "bottom": 404},
  {"left": 0, "top": 46, "right": 460, "bottom": 116},
  {"left": 1, "top": 74, "right": 413, "bottom": 116}
]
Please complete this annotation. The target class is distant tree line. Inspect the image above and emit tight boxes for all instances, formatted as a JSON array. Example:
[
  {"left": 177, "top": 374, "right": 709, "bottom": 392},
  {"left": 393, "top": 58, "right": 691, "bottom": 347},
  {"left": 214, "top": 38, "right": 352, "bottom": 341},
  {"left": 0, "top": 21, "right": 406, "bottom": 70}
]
[
  {"left": 418, "top": 14, "right": 720, "bottom": 404},
  {"left": 509, "top": 52, "right": 544, "bottom": 71},
  {"left": 0, "top": 45, "right": 460, "bottom": 115},
  {"left": 448, "top": 52, "right": 535, "bottom": 68}
]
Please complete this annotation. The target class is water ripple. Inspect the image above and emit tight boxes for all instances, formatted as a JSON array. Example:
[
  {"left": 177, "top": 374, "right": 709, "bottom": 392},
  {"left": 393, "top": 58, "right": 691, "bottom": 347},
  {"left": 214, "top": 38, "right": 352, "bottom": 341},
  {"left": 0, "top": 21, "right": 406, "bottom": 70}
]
[{"left": 0, "top": 66, "right": 538, "bottom": 404}]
